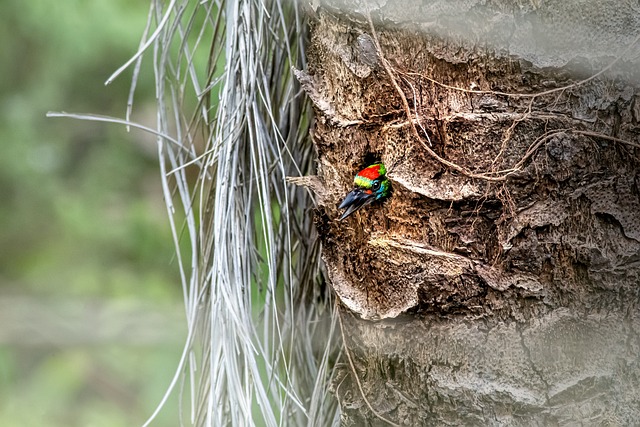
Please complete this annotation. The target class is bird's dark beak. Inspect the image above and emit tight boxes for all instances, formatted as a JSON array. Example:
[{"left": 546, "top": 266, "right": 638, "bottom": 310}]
[{"left": 338, "top": 188, "right": 376, "bottom": 220}]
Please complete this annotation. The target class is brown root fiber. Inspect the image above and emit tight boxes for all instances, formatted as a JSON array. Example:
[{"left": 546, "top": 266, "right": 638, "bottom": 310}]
[{"left": 303, "top": 9, "right": 640, "bottom": 321}]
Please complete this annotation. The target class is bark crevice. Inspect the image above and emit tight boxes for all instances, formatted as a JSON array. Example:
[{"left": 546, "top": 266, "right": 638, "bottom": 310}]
[{"left": 301, "top": 3, "right": 640, "bottom": 424}]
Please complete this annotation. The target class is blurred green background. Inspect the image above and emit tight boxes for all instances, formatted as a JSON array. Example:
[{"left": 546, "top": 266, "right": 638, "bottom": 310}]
[{"left": 0, "top": 1, "right": 187, "bottom": 426}]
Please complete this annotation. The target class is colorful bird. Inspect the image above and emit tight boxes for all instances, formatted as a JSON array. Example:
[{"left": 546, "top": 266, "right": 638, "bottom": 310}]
[{"left": 338, "top": 163, "right": 391, "bottom": 220}]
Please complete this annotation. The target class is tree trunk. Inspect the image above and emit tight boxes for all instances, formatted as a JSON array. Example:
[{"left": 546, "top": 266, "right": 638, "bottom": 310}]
[{"left": 299, "top": 1, "right": 640, "bottom": 425}]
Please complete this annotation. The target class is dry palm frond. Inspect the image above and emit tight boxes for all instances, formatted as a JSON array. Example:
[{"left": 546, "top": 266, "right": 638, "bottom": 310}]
[
  {"left": 48, "top": 1, "right": 338, "bottom": 424},
  {"left": 129, "top": 1, "right": 339, "bottom": 426}
]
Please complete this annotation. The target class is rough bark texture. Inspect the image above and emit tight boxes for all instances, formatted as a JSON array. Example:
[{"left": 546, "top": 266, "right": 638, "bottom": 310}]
[{"left": 299, "top": 1, "right": 640, "bottom": 425}]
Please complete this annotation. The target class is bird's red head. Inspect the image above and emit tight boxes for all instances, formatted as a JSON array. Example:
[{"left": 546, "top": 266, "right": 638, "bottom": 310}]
[{"left": 355, "top": 163, "right": 386, "bottom": 182}]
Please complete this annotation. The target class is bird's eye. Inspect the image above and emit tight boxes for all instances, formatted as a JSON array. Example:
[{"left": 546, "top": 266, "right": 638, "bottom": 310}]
[{"left": 372, "top": 180, "right": 381, "bottom": 191}]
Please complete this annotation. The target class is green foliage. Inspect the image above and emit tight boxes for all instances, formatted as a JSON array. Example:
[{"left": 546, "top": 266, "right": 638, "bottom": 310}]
[{"left": 0, "top": 1, "right": 185, "bottom": 426}]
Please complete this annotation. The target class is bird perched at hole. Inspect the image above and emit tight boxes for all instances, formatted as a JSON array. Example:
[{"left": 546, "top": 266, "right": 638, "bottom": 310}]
[{"left": 338, "top": 163, "right": 391, "bottom": 220}]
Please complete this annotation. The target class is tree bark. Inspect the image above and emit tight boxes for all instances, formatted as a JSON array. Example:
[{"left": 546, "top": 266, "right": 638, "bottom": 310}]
[{"left": 299, "top": 1, "right": 640, "bottom": 425}]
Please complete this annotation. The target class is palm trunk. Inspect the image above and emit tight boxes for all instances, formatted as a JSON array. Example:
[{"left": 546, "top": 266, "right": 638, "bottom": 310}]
[{"left": 301, "top": 2, "right": 640, "bottom": 424}]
